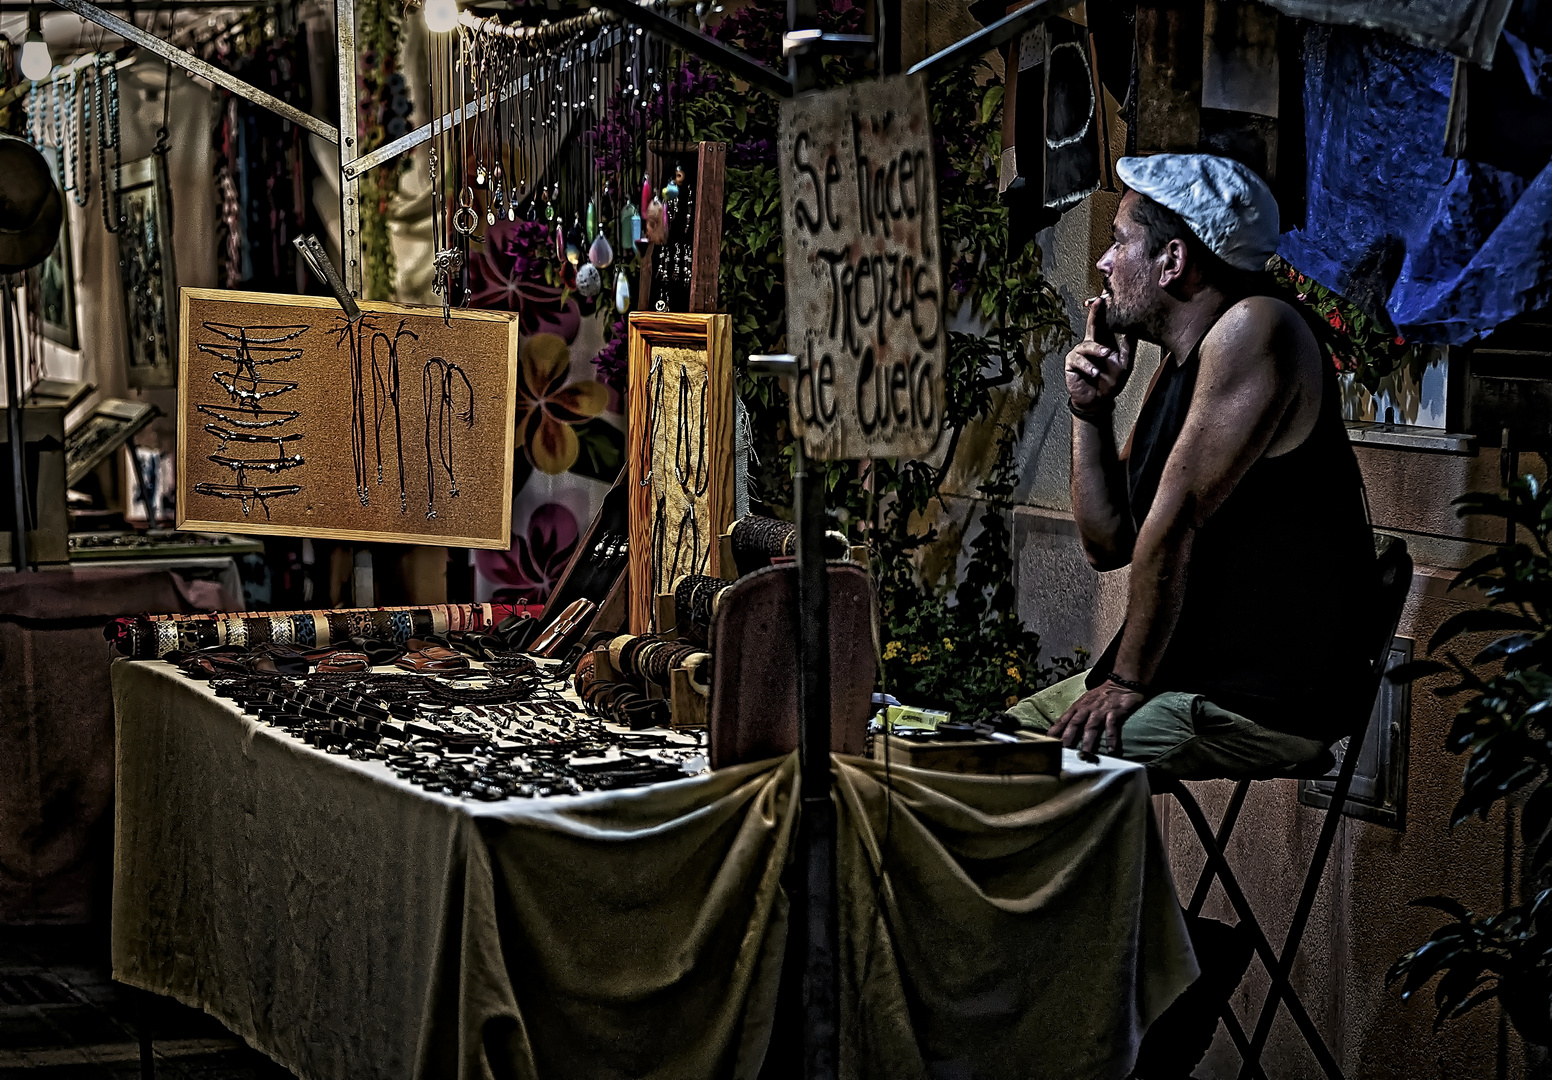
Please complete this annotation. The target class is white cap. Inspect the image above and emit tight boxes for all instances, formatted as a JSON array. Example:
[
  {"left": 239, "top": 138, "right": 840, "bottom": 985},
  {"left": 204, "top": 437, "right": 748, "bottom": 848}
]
[{"left": 1115, "top": 154, "right": 1280, "bottom": 272}]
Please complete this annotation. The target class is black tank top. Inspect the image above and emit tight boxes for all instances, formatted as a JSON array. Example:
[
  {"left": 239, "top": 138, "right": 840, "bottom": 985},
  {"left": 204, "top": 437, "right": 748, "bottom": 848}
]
[{"left": 1089, "top": 308, "right": 1377, "bottom": 740}]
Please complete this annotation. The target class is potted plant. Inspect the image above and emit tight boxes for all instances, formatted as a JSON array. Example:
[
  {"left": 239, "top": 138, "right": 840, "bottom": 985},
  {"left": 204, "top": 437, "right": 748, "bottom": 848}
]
[{"left": 1387, "top": 465, "right": 1552, "bottom": 1046}]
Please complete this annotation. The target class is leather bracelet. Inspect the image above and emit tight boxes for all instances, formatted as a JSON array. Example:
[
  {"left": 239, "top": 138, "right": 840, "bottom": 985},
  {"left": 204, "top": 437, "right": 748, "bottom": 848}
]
[
  {"left": 1105, "top": 672, "right": 1150, "bottom": 696},
  {"left": 1068, "top": 398, "right": 1114, "bottom": 423}
]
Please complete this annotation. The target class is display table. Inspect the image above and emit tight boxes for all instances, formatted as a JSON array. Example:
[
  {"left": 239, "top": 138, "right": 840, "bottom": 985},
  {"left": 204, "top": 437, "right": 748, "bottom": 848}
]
[
  {"left": 0, "top": 559, "right": 239, "bottom": 923},
  {"left": 111, "top": 659, "right": 1196, "bottom": 1080}
]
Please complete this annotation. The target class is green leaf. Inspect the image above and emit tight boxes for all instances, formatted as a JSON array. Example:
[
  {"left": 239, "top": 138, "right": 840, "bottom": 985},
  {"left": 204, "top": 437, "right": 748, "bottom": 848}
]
[
  {"left": 566, "top": 418, "right": 625, "bottom": 484},
  {"left": 979, "top": 84, "right": 1005, "bottom": 125}
]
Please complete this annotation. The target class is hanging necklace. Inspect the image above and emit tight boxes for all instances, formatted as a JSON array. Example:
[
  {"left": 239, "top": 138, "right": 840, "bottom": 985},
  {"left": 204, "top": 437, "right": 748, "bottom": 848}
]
[
  {"left": 428, "top": 27, "right": 461, "bottom": 315},
  {"left": 96, "top": 54, "right": 124, "bottom": 234},
  {"left": 74, "top": 68, "right": 92, "bottom": 208},
  {"left": 49, "top": 77, "right": 63, "bottom": 156},
  {"left": 421, "top": 357, "right": 473, "bottom": 519},
  {"left": 61, "top": 71, "right": 78, "bottom": 200}
]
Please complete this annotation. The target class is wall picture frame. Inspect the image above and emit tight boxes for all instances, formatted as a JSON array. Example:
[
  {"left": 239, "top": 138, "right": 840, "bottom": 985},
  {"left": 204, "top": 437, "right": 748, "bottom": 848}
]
[
  {"left": 119, "top": 155, "right": 179, "bottom": 388},
  {"left": 625, "top": 311, "right": 735, "bottom": 634},
  {"left": 36, "top": 147, "right": 79, "bottom": 350}
]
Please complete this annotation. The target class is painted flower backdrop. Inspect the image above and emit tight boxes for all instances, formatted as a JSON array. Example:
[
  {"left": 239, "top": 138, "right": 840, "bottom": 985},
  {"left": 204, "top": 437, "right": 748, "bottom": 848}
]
[
  {"left": 468, "top": 222, "right": 624, "bottom": 602},
  {"left": 473, "top": 501, "right": 580, "bottom": 601},
  {"left": 516, "top": 334, "right": 609, "bottom": 475}
]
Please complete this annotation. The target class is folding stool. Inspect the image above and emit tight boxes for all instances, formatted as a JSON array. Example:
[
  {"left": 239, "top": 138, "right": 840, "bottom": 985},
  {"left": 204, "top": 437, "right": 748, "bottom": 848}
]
[{"left": 1157, "top": 535, "right": 1413, "bottom": 1080}]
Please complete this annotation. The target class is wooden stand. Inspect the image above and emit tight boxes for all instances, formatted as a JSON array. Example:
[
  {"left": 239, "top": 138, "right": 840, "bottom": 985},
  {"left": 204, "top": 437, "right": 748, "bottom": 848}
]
[
  {"left": 670, "top": 666, "right": 708, "bottom": 730},
  {"left": 639, "top": 141, "right": 726, "bottom": 314}
]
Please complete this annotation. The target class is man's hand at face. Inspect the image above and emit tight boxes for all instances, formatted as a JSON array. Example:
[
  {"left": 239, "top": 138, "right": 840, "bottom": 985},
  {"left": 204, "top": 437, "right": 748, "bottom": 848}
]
[
  {"left": 1047, "top": 682, "right": 1146, "bottom": 759},
  {"left": 1065, "top": 296, "right": 1136, "bottom": 413}
]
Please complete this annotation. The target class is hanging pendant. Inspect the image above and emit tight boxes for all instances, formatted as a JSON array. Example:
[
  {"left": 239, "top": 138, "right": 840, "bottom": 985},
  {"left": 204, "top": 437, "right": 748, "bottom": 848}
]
[
  {"left": 664, "top": 164, "right": 681, "bottom": 209},
  {"left": 576, "top": 261, "right": 603, "bottom": 299},
  {"left": 614, "top": 269, "right": 631, "bottom": 314},
  {"left": 644, "top": 196, "right": 669, "bottom": 245},
  {"left": 565, "top": 219, "right": 583, "bottom": 266},
  {"left": 620, "top": 204, "right": 642, "bottom": 252},
  {"left": 589, "top": 232, "right": 614, "bottom": 269},
  {"left": 554, "top": 223, "right": 566, "bottom": 261},
  {"left": 476, "top": 164, "right": 487, "bottom": 186},
  {"left": 586, "top": 200, "right": 597, "bottom": 237},
  {"left": 641, "top": 173, "right": 652, "bottom": 215}
]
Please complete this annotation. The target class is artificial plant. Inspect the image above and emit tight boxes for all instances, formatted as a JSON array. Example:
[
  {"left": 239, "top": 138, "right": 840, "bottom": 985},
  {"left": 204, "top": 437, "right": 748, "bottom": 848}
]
[
  {"left": 1272, "top": 258, "right": 1411, "bottom": 393},
  {"left": 1386, "top": 465, "right": 1552, "bottom": 1046},
  {"left": 357, "top": 0, "right": 412, "bottom": 301}
]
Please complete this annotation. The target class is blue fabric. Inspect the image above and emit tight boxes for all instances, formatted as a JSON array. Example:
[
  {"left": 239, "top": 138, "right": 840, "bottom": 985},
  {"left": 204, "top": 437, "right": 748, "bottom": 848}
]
[{"left": 1277, "top": 26, "right": 1552, "bottom": 345}]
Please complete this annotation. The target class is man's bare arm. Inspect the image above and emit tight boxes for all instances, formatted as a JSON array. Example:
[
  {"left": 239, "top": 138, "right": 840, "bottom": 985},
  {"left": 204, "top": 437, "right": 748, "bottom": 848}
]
[
  {"left": 1109, "top": 299, "right": 1301, "bottom": 686},
  {"left": 1067, "top": 297, "right": 1136, "bottom": 570}
]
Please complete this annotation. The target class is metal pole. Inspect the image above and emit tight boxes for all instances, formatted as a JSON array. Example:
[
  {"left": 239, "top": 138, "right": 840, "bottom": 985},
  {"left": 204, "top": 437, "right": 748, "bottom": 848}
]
[
  {"left": 336, "top": 0, "right": 363, "bottom": 299},
  {"left": 878, "top": 0, "right": 901, "bottom": 74},
  {"left": 785, "top": 3, "right": 834, "bottom": 1069},
  {"left": 793, "top": 441, "right": 836, "bottom": 1080},
  {"left": 3, "top": 285, "right": 29, "bottom": 572},
  {"left": 46, "top": 0, "right": 339, "bottom": 143}
]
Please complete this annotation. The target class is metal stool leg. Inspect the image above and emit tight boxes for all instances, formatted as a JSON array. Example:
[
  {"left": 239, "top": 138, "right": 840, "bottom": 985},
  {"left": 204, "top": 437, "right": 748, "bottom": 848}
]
[
  {"left": 1167, "top": 782, "right": 1345, "bottom": 1080},
  {"left": 1235, "top": 716, "right": 1372, "bottom": 1080},
  {"left": 1186, "top": 779, "right": 1251, "bottom": 918}
]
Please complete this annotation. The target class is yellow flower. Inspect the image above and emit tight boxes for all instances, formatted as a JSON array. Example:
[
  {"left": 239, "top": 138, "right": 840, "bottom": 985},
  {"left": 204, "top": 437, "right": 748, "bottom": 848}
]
[
  {"left": 1006, "top": 665, "right": 1021, "bottom": 682},
  {"left": 909, "top": 648, "right": 930, "bottom": 665},
  {"left": 515, "top": 333, "right": 608, "bottom": 474},
  {"left": 882, "top": 640, "right": 903, "bottom": 661},
  {"left": 1005, "top": 695, "right": 1019, "bottom": 707},
  {"left": 941, "top": 638, "right": 954, "bottom": 652}
]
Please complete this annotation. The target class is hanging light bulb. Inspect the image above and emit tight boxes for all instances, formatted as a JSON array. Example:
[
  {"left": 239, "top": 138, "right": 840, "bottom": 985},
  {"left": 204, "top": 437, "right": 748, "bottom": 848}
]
[
  {"left": 422, "top": 0, "right": 460, "bottom": 34},
  {"left": 18, "top": 8, "right": 52, "bottom": 82}
]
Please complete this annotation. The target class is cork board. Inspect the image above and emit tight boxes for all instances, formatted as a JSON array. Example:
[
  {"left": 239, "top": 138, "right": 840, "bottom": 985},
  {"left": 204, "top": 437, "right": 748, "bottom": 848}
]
[
  {"left": 626, "top": 312, "right": 734, "bottom": 634},
  {"left": 175, "top": 288, "right": 519, "bottom": 548}
]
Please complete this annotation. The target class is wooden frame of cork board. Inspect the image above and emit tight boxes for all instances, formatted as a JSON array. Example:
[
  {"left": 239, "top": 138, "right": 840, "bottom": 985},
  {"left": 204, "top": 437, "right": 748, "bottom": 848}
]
[
  {"left": 626, "top": 311, "right": 735, "bottom": 634},
  {"left": 175, "top": 288, "right": 520, "bottom": 549}
]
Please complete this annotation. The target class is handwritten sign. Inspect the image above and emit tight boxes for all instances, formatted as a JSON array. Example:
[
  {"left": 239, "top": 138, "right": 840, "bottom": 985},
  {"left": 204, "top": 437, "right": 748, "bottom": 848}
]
[{"left": 779, "top": 74, "right": 946, "bottom": 460}]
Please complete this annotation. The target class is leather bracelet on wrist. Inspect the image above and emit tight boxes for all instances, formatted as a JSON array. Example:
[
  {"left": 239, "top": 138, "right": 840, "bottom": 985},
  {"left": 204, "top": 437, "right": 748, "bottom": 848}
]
[
  {"left": 1105, "top": 672, "right": 1150, "bottom": 696},
  {"left": 1068, "top": 398, "right": 1114, "bottom": 423}
]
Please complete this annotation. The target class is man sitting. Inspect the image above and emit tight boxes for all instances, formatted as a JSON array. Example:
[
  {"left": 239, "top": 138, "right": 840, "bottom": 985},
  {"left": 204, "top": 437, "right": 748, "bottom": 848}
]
[
  {"left": 1010, "top": 153, "right": 1376, "bottom": 780},
  {"left": 1006, "top": 154, "right": 1378, "bottom": 1079}
]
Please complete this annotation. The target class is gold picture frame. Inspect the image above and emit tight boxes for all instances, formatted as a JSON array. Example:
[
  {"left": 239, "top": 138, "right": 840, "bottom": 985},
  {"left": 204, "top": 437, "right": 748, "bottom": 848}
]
[{"left": 626, "top": 311, "right": 735, "bottom": 634}]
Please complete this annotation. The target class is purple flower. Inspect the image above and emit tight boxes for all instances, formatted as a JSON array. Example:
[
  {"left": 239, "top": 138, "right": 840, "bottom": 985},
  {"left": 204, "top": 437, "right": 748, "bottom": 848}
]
[{"left": 591, "top": 319, "right": 629, "bottom": 392}]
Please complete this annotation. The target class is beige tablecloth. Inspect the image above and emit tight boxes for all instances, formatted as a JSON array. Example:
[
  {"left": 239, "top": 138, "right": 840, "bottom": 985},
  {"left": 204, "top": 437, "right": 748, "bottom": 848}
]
[{"left": 111, "top": 660, "right": 1196, "bottom": 1080}]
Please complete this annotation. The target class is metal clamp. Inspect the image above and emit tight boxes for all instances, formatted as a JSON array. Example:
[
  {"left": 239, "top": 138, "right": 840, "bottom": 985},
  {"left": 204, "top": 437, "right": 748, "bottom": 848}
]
[{"left": 292, "top": 235, "right": 362, "bottom": 323}]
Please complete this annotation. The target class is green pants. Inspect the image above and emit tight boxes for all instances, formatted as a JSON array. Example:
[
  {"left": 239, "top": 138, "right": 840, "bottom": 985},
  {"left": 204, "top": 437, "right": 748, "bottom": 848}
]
[{"left": 1007, "top": 672, "right": 1329, "bottom": 783}]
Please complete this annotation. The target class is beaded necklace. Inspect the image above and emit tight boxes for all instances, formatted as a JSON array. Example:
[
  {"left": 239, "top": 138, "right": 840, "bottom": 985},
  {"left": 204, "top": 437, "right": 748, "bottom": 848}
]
[
  {"left": 74, "top": 68, "right": 92, "bottom": 208},
  {"left": 95, "top": 54, "right": 124, "bottom": 234}
]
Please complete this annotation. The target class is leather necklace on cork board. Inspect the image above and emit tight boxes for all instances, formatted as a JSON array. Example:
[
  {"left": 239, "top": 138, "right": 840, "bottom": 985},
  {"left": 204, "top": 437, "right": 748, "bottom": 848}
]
[{"left": 175, "top": 287, "right": 519, "bottom": 549}]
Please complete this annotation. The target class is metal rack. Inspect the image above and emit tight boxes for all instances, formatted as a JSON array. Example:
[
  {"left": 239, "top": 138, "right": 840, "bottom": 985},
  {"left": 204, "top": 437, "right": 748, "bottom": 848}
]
[{"left": 39, "top": 0, "right": 1050, "bottom": 299}]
